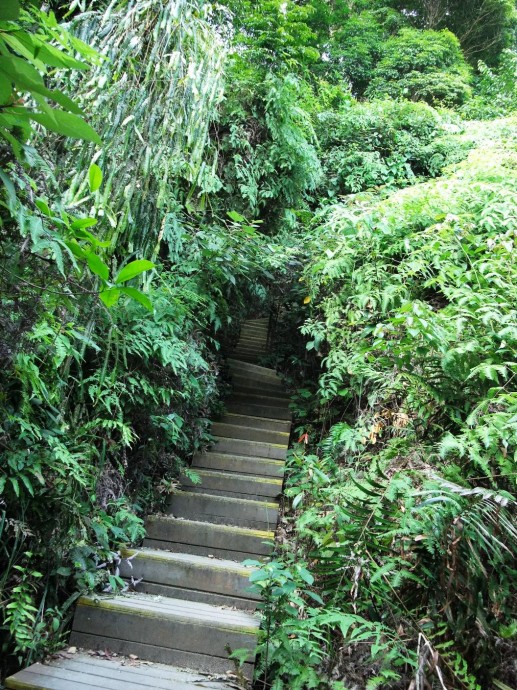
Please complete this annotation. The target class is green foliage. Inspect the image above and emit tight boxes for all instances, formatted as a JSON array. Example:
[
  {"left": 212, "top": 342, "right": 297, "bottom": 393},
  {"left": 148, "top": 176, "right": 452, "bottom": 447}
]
[
  {"left": 51, "top": 0, "right": 226, "bottom": 255},
  {"left": 390, "top": 0, "right": 517, "bottom": 65},
  {"left": 263, "top": 121, "right": 517, "bottom": 688},
  {"left": 365, "top": 28, "right": 472, "bottom": 106},
  {"left": 225, "top": 0, "right": 319, "bottom": 71},
  {"left": 214, "top": 68, "right": 322, "bottom": 228},
  {"left": 0, "top": 0, "right": 272, "bottom": 676},
  {"left": 315, "top": 100, "right": 464, "bottom": 197},
  {"left": 463, "top": 50, "right": 517, "bottom": 119},
  {"left": 310, "top": 6, "right": 404, "bottom": 96},
  {"left": 2, "top": 0, "right": 516, "bottom": 684},
  {"left": 0, "top": 1, "right": 100, "bottom": 161}
]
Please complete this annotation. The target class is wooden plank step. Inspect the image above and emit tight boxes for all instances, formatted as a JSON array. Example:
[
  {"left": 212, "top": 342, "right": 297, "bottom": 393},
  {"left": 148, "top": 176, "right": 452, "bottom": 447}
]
[
  {"left": 231, "top": 373, "right": 286, "bottom": 393},
  {"left": 182, "top": 468, "right": 282, "bottom": 501},
  {"left": 227, "top": 358, "right": 279, "bottom": 378},
  {"left": 211, "top": 421, "right": 289, "bottom": 445},
  {"left": 219, "top": 412, "right": 291, "bottom": 433},
  {"left": 240, "top": 326, "right": 268, "bottom": 342},
  {"left": 237, "top": 336, "right": 268, "bottom": 344},
  {"left": 119, "top": 548, "right": 259, "bottom": 608},
  {"left": 232, "top": 349, "right": 268, "bottom": 359},
  {"left": 228, "top": 391, "right": 291, "bottom": 408},
  {"left": 168, "top": 491, "right": 279, "bottom": 530},
  {"left": 192, "top": 451, "right": 285, "bottom": 478},
  {"left": 234, "top": 341, "right": 267, "bottom": 349},
  {"left": 144, "top": 516, "right": 274, "bottom": 561},
  {"left": 229, "top": 354, "right": 266, "bottom": 363},
  {"left": 226, "top": 400, "right": 292, "bottom": 420},
  {"left": 231, "top": 383, "right": 287, "bottom": 399},
  {"left": 5, "top": 654, "right": 238, "bottom": 690},
  {"left": 212, "top": 436, "right": 287, "bottom": 460},
  {"left": 238, "top": 328, "right": 268, "bottom": 336},
  {"left": 70, "top": 594, "right": 259, "bottom": 679}
]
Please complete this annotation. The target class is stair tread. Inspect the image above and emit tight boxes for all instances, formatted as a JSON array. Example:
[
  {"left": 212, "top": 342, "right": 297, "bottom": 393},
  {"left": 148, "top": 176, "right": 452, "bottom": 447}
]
[
  {"left": 189, "top": 468, "right": 283, "bottom": 484},
  {"left": 171, "top": 489, "right": 278, "bottom": 509},
  {"left": 147, "top": 515, "right": 274, "bottom": 538},
  {"left": 227, "top": 358, "right": 279, "bottom": 375},
  {"left": 220, "top": 412, "right": 291, "bottom": 428},
  {"left": 195, "top": 449, "right": 286, "bottom": 462},
  {"left": 5, "top": 654, "right": 238, "bottom": 690},
  {"left": 77, "top": 593, "right": 260, "bottom": 628},
  {"left": 211, "top": 421, "right": 290, "bottom": 439},
  {"left": 121, "top": 547, "right": 257, "bottom": 574},
  {"left": 6, "top": 318, "right": 289, "bottom": 689},
  {"left": 213, "top": 435, "right": 287, "bottom": 448}
]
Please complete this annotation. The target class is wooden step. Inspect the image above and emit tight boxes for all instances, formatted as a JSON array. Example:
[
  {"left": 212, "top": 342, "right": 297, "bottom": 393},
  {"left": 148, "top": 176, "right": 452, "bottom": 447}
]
[
  {"left": 237, "top": 337, "right": 268, "bottom": 345},
  {"left": 228, "top": 391, "right": 291, "bottom": 408},
  {"left": 192, "top": 451, "right": 285, "bottom": 478},
  {"left": 239, "top": 332, "right": 268, "bottom": 341},
  {"left": 144, "top": 516, "right": 274, "bottom": 560},
  {"left": 5, "top": 315, "right": 291, "bottom": 689},
  {"left": 232, "top": 349, "right": 268, "bottom": 359},
  {"left": 227, "top": 358, "right": 279, "bottom": 379},
  {"left": 70, "top": 593, "right": 259, "bottom": 679},
  {"left": 219, "top": 412, "right": 291, "bottom": 433},
  {"left": 211, "top": 421, "right": 289, "bottom": 445},
  {"left": 212, "top": 436, "right": 287, "bottom": 460},
  {"left": 230, "top": 353, "right": 267, "bottom": 363},
  {"left": 168, "top": 491, "right": 279, "bottom": 530},
  {"left": 226, "top": 400, "right": 292, "bottom": 420},
  {"left": 238, "top": 330, "right": 268, "bottom": 339},
  {"left": 231, "top": 374, "right": 287, "bottom": 394},
  {"left": 119, "top": 548, "right": 260, "bottom": 608},
  {"left": 4, "top": 654, "right": 239, "bottom": 690},
  {"left": 182, "top": 468, "right": 282, "bottom": 501}
]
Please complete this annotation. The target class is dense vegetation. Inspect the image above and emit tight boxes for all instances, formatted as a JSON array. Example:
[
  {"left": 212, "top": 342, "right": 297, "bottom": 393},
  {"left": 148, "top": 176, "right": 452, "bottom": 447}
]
[{"left": 1, "top": 0, "right": 516, "bottom": 688}]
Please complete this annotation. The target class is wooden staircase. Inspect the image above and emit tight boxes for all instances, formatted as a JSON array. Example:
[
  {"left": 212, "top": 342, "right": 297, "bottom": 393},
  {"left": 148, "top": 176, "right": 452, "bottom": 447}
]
[{"left": 5, "top": 318, "right": 290, "bottom": 689}]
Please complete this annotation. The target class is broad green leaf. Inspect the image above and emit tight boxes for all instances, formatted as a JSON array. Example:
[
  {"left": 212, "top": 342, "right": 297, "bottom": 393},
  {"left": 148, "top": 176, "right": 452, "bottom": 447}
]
[
  {"left": 2, "top": 31, "right": 87, "bottom": 71},
  {"left": 296, "top": 566, "right": 314, "bottom": 586},
  {"left": 120, "top": 286, "right": 153, "bottom": 312},
  {"left": 29, "top": 109, "right": 102, "bottom": 145},
  {"left": 249, "top": 569, "right": 269, "bottom": 583},
  {"left": 99, "top": 288, "right": 121, "bottom": 308},
  {"left": 0, "top": 0, "right": 19, "bottom": 20},
  {"left": 70, "top": 217, "right": 97, "bottom": 231},
  {"left": 86, "top": 253, "right": 109, "bottom": 281},
  {"left": 46, "top": 89, "right": 82, "bottom": 115},
  {"left": 88, "top": 163, "right": 103, "bottom": 192},
  {"left": 35, "top": 199, "right": 52, "bottom": 216},
  {"left": 306, "top": 590, "right": 324, "bottom": 605},
  {"left": 0, "top": 55, "right": 81, "bottom": 113},
  {"left": 9, "top": 476, "right": 19, "bottom": 497},
  {"left": 115, "top": 259, "right": 155, "bottom": 284},
  {"left": 0, "top": 73, "right": 11, "bottom": 104},
  {"left": 64, "top": 240, "right": 86, "bottom": 260},
  {"left": 0, "top": 54, "right": 44, "bottom": 90},
  {"left": 227, "top": 210, "right": 246, "bottom": 222}
]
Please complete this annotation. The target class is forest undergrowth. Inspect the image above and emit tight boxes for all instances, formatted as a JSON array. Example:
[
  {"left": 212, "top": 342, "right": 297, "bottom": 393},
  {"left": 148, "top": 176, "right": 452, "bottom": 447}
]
[
  {"left": 256, "top": 120, "right": 517, "bottom": 689},
  {"left": 1, "top": 0, "right": 517, "bottom": 688}
]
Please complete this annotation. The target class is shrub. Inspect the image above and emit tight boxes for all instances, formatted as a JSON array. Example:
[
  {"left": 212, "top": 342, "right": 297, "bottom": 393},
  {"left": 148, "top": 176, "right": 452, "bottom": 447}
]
[{"left": 365, "top": 28, "right": 472, "bottom": 106}]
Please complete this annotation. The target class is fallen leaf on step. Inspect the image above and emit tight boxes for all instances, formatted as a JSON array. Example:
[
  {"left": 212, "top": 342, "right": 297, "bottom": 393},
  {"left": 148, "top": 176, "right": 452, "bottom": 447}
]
[
  {"left": 67, "top": 646, "right": 77, "bottom": 654},
  {"left": 129, "top": 654, "right": 138, "bottom": 660}
]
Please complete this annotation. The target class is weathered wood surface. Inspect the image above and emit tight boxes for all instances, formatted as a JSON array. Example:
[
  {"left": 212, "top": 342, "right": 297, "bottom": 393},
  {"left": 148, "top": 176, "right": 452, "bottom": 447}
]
[{"left": 6, "top": 318, "right": 290, "bottom": 689}]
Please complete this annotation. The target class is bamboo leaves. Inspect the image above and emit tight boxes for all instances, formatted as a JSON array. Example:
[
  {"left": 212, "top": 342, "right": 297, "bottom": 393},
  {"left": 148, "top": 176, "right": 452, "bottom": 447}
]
[{"left": 52, "top": 0, "right": 226, "bottom": 255}]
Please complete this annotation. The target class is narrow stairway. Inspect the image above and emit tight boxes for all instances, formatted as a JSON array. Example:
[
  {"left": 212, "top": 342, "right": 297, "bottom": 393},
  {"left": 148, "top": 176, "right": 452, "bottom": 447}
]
[{"left": 5, "top": 318, "right": 291, "bottom": 690}]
